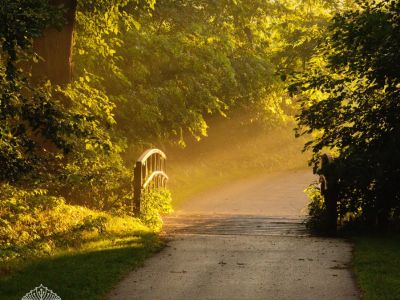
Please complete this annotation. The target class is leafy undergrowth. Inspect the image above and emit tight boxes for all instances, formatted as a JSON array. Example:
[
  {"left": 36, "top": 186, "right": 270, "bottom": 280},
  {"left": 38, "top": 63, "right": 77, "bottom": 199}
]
[
  {"left": 0, "top": 208, "right": 164, "bottom": 300},
  {"left": 167, "top": 120, "right": 310, "bottom": 205},
  {"left": 353, "top": 234, "right": 400, "bottom": 300},
  {"left": 140, "top": 188, "right": 173, "bottom": 231}
]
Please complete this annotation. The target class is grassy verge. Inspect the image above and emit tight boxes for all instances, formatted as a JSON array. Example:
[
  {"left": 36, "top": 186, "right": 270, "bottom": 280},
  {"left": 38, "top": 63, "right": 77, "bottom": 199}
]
[
  {"left": 353, "top": 234, "right": 400, "bottom": 300},
  {"left": 0, "top": 210, "right": 163, "bottom": 300},
  {"left": 167, "top": 119, "right": 310, "bottom": 205}
]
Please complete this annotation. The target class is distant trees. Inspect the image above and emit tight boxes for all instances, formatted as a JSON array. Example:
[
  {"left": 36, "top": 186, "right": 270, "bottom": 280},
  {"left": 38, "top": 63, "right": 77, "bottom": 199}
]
[
  {"left": 74, "top": 0, "right": 335, "bottom": 146},
  {"left": 292, "top": 0, "right": 400, "bottom": 228}
]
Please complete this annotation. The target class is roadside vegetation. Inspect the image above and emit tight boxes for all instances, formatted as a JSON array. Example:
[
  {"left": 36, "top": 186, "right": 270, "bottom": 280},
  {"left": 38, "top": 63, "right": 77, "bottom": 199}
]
[
  {"left": 0, "top": 188, "right": 169, "bottom": 299},
  {"left": 0, "top": 215, "right": 163, "bottom": 300},
  {"left": 292, "top": 0, "right": 400, "bottom": 232}
]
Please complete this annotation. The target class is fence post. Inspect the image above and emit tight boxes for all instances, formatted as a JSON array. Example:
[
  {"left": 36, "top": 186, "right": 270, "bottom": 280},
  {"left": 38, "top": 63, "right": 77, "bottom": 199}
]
[
  {"left": 319, "top": 154, "right": 338, "bottom": 235},
  {"left": 133, "top": 161, "right": 142, "bottom": 215}
]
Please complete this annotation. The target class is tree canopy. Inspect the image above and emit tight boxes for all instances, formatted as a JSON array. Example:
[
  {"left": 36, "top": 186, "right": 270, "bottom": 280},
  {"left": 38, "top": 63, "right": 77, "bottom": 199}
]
[
  {"left": 292, "top": 0, "right": 400, "bottom": 228},
  {"left": 74, "top": 0, "right": 336, "bottom": 146}
]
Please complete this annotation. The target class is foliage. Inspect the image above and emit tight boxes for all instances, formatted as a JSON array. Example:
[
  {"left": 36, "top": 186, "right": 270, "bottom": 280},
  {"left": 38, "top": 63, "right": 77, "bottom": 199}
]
[
  {"left": 268, "top": 0, "right": 338, "bottom": 76},
  {"left": 0, "top": 1, "right": 167, "bottom": 269},
  {"left": 140, "top": 188, "right": 173, "bottom": 231},
  {"left": 0, "top": 0, "right": 135, "bottom": 213},
  {"left": 1, "top": 1, "right": 62, "bottom": 182},
  {"left": 0, "top": 181, "right": 162, "bottom": 265},
  {"left": 291, "top": 0, "right": 400, "bottom": 229},
  {"left": 304, "top": 184, "right": 329, "bottom": 233},
  {"left": 0, "top": 184, "right": 101, "bottom": 261},
  {"left": 74, "top": 0, "right": 336, "bottom": 146},
  {"left": 0, "top": 0, "right": 64, "bottom": 79}
]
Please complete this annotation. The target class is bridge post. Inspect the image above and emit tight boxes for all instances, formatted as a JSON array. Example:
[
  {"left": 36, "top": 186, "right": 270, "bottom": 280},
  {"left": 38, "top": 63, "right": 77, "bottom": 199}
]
[
  {"left": 133, "top": 161, "right": 142, "bottom": 215},
  {"left": 319, "top": 154, "right": 338, "bottom": 235}
]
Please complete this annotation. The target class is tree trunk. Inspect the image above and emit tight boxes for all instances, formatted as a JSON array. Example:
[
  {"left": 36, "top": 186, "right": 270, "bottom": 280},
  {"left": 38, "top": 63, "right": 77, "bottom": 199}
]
[{"left": 32, "top": 0, "right": 77, "bottom": 85}]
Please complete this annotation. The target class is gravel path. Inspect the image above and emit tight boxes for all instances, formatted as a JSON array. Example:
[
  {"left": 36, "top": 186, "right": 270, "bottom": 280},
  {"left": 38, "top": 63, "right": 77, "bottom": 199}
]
[{"left": 107, "top": 170, "right": 360, "bottom": 300}]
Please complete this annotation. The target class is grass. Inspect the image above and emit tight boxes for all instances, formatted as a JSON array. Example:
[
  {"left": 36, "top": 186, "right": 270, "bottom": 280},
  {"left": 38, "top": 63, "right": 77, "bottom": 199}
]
[
  {"left": 167, "top": 118, "right": 310, "bottom": 205},
  {"left": 353, "top": 234, "right": 400, "bottom": 300},
  {"left": 0, "top": 209, "right": 164, "bottom": 300}
]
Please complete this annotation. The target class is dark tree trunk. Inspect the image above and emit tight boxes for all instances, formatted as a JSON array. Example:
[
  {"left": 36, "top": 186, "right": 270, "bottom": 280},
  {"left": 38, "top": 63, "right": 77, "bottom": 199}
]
[{"left": 32, "top": 0, "right": 77, "bottom": 85}]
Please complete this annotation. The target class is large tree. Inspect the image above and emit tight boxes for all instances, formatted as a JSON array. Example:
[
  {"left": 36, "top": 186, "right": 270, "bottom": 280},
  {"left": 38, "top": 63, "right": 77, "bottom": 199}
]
[
  {"left": 291, "top": 0, "right": 400, "bottom": 228},
  {"left": 32, "top": 0, "right": 77, "bottom": 85},
  {"left": 0, "top": 0, "right": 118, "bottom": 207}
]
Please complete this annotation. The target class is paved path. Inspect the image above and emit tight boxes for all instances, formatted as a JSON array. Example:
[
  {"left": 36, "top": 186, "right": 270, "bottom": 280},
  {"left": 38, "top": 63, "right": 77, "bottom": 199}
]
[{"left": 107, "top": 170, "right": 360, "bottom": 300}]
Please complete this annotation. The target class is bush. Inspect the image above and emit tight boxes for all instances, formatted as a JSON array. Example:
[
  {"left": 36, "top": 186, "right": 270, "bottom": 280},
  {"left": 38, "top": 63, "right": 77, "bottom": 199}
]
[
  {"left": 0, "top": 184, "right": 135, "bottom": 262},
  {"left": 140, "top": 188, "right": 173, "bottom": 232},
  {"left": 304, "top": 184, "right": 331, "bottom": 234}
]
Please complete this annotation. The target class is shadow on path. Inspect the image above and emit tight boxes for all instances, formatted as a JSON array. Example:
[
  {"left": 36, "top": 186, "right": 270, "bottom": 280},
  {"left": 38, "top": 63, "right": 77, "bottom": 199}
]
[{"left": 164, "top": 214, "right": 308, "bottom": 236}]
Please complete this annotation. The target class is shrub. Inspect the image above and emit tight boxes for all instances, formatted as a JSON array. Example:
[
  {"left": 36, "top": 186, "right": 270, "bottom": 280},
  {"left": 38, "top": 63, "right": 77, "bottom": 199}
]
[
  {"left": 140, "top": 188, "right": 173, "bottom": 232},
  {"left": 0, "top": 184, "right": 126, "bottom": 262},
  {"left": 304, "top": 184, "right": 331, "bottom": 234}
]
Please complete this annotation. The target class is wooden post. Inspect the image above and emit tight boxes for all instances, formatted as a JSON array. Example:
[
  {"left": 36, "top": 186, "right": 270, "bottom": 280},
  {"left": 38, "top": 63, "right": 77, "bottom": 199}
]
[
  {"left": 320, "top": 154, "right": 338, "bottom": 235},
  {"left": 324, "top": 180, "right": 338, "bottom": 235},
  {"left": 133, "top": 161, "right": 142, "bottom": 215}
]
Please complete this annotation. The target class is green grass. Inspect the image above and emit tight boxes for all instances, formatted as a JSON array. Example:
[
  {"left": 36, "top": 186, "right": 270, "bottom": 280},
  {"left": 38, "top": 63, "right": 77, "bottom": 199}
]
[
  {"left": 0, "top": 211, "right": 164, "bottom": 300},
  {"left": 353, "top": 234, "right": 400, "bottom": 300}
]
